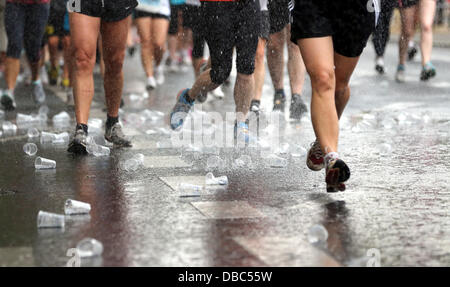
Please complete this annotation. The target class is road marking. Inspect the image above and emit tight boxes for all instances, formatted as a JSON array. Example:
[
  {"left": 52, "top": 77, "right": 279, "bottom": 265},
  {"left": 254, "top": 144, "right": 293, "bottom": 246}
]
[{"left": 191, "top": 201, "right": 264, "bottom": 219}]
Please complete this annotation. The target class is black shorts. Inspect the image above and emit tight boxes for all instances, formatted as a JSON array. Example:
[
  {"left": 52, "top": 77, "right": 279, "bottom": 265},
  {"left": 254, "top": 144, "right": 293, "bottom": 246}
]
[
  {"left": 168, "top": 4, "right": 186, "bottom": 35},
  {"left": 202, "top": 0, "right": 260, "bottom": 84},
  {"left": 260, "top": 10, "right": 270, "bottom": 40},
  {"left": 47, "top": 8, "right": 69, "bottom": 37},
  {"left": 134, "top": 9, "right": 170, "bottom": 20},
  {"left": 183, "top": 5, "right": 202, "bottom": 33},
  {"left": 397, "top": 0, "right": 419, "bottom": 8},
  {"left": 291, "top": 0, "right": 376, "bottom": 58},
  {"left": 268, "top": 0, "right": 290, "bottom": 34},
  {"left": 72, "top": 0, "right": 138, "bottom": 22}
]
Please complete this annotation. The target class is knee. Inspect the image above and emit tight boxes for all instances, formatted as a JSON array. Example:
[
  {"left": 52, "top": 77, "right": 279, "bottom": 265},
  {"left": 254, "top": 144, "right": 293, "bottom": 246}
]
[
  {"left": 421, "top": 22, "right": 432, "bottom": 34},
  {"left": 335, "top": 84, "right": 350, "bottom": 100},
  {"left": 153, "top": 41, "right": 165, "bottom": 54},
  {"left": 255, "top": 46, "right": 265, "bottom": 64},
  {"left": 73, "top": 48, "right": 95, "bottom": 72},
  {"left": 310, "top": 69, "right": 335, "bottom": 94},
  {"left": 104, "top": 51, "right": 125, "bottom": 75}
]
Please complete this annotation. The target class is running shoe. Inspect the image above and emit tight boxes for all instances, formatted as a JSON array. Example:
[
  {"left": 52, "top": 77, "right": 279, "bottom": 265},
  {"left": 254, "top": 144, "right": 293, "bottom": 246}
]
[
  {"left": 68, "top": 126, "right": 88, "bottom": 155},
  {"left": 197, "top": 90, "right": 208, "bottom": 103},
  {"left": 48, "top": 66, "right": 59, "bottom": 86},
  {"left": 306, "top": 140, "right": 324, "bottom": 171},
  {"left": 61, "top": 78, "right": 70, "bottom": 89},
  {"left": 39, "top": 66, "right": 48, "bottom": 85},
  {"left": 395, "top": 64, "right": 406, "bottom": 83},
  {"left": 250, "top": 100, "right": 261, "bottom": 118},
  {"left": 32, "top": 81, "right": 46, "bottom": 104},
  {"left": 273, "top": 90, "right": 286, "bottom": 112},
  {"left": 146, "top": 76, "right": 157, "bottom": 90},
  {"left": 234, "top": 121, "right": 251, "bottom": 146},
  {"left": 168, "top": 59, "right": 179, "bottom": 73},
  {"left": 289, "top": 94, "right": 308, "bottom": 120},
  {"left": 407, "top": 44, "right": 418, "bottom": 61},
  {"left": 211, "top": 86, "right": 224, "bottom": 99},
  {"left": 66, "top": 88, "right": 74, "bottom": 106},
  {"left": 170, "top": 89, "right": 194, "bottom": 130},
  {"left": 105, "top": 122, "right": 132, "bottom": 147},
  {"left": 420, "top": 62, "right": 436, "bottom": 81},
  {"left": 325, "top": 157, "right": 350, "bottom": 193},
  {"left": 127, "top": 46, "right": 136, "bottom": 57},
  {"left": 0, "top": 90, "right": 16, "bottom": 111},
  {"left": 375, "top": 56, "right": 385, "bottom": 74},
  {"left": 154, "top": 66, "right": 165, "bottom": 86}
]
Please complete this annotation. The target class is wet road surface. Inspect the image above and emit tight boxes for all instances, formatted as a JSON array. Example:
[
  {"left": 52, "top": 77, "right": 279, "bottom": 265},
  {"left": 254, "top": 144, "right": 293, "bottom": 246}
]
[{"left": 0, "top": 43, "right": 449, "bottom": 267}]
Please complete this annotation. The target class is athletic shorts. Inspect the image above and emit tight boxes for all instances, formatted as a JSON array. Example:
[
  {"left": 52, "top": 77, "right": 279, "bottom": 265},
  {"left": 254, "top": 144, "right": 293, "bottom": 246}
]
[
  {"left": 168, "top": 4, "right": 186, "bottom": 35},
  {"left": 260, "top": 10, "right": 270, "bottom": 40},
  {"left": 201, "top": 0, "right": 260, "bottom": 84},
  {"left": 71, "top": 0, "right": 138, "bottom": 22},
  {"left": 268, "top": 0, "right": 290, "bottom": 34},
  {"left": 183, "top": 4, "right": 202, "bottom": 31},
  {"left": 397, "top": 0, "right": 419, "bottom": 8},
  {"left": 291, "top": 0, "right": 376, "bottom": 58},
  {"left": 134, "top": 9, "right": 170, "bottom": 20},
  {"left": 47, "top": 8, "right": 69, "bottom": 37}
]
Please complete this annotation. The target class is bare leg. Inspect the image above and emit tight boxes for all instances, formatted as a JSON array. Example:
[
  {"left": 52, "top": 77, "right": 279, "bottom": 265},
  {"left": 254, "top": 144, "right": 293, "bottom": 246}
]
[
  {"left": 334, "top": 53, "right": 359, "bottom": 119},
  {"left": 136, "top": 17, "right": 154, "bottom": 77},
  {"left": 152, "top": 18, "right": 169, "bottom": 67},
  {"left": 62, "top": 35, "right": 72, "bottom": 83},
  {"left": 297, "top": 37, "right": 337, "bottom": 153},
  {"left": 399, "top": 6, "right": 417, "bottom": 66},
  {"left": 286, "top": 24, "right": 305, "bottom": 95},
  {"left": 70, "top": 13, "right": 100, "bottom": 124},
  {"left": 234, "top": 73, "right": 254, "bottom": 122},
  {"left": 5, "top": 57, "right": 20, "bottom": 90},
  {"left": 419, "top": 0, "right": 436, "bottom": 65},
  {"left": 266, "top": 28, "right": 285, "bottom": 90},
  {"left": 100, "top": 16, "right": 129, "bottom": 118},
  {"left": 187, "top": 68, "right": 219, "bottom": 100},
  {"left": 254, "top": 38, "right": 266, "bottom": 101}
]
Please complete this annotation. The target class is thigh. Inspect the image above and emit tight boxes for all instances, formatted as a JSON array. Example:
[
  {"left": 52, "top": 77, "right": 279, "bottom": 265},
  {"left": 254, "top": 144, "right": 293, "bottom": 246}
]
[
  {"left": 135, "top": 17, "right": 152, "bottom": 43},
  {"left": 297, "top": 37, "right": 334, "bottom": 77},
  {"left": 151, "top": 18, "right": 170, "bottom": 46},
  {"left": 100, "top": 16, "right": 129, "bottom": 60},
  {"left": 334, "top": 53, "right": 360, "bottom": 87},
  {"left": 268, "top": 0, "right": 290, "bottom": 34},
  {"left": 70, "top": 12, "right": 100, "bottom": 59},
  {"left": 235, "top": 1, "right": 260, "bottom": 74},
  {"left": 419, "top": 0, "right": 436, "bottom": 26},
  {"left": 4, "top": 2, "right": 25, "bottom": 51}
]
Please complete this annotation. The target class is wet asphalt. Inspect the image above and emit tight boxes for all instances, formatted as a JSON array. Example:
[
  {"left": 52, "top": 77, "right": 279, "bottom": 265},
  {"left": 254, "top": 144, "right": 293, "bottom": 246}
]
[{"left": 0, "top": 42, "right": 449, "bottom": 267}]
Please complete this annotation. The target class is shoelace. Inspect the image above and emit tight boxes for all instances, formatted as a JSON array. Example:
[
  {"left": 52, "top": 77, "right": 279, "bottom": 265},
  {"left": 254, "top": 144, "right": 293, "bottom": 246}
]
[{"left": 310, "top": 141, "right": 324, "bottom": 159}]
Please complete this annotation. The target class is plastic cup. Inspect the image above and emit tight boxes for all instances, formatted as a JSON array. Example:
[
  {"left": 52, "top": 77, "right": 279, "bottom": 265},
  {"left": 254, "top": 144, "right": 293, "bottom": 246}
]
[
  {"left": 23, "top": 143, "right": 38, "bottom": 156},
  {"left": 40, "top": 131, "right": 57, "bottom": 144},
  {"left": 92, "top": 145, "right": 110, "bottom": 157},
  {"left": 76, "top": 238, "right": 103, "bottom": 258},
  {"left": 35, "top": 157, "right": 56, "bottom": 169},
  {"left": 64, "top": 199, "right": 91, "bottom": 215},
  {"left": 37, "top": 211, "right": 65, "bottom": 228},
  {"left": 27, "top": 127, "right": 40, "bottom": 138}
]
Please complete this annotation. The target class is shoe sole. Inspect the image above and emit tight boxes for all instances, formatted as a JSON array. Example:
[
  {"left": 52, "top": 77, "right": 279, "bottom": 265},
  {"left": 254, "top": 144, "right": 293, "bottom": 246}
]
[
  {"left": 67, "top": 142, "right": 88, "bottom": 155},
  {"left": 1, "top": 96, "right": 15, "bottom": 111},
  {"left": 170, "top": 89, "right": 190, "bottom": 130},
  {"left": 306, "top": 149, "right": 324, "bottom": 171},
  {"left": 326, "top": 159, "right": 350, "bottom": 193},
  {"left": 105, "top": 137, "right": 132, "bottom": 148}
]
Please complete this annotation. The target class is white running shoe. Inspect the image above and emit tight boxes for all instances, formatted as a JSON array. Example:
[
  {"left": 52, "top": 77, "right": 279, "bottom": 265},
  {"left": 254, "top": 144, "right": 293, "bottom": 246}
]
[
  {"left": 154, "top": 66, "right": 165, "bottom": 86},
  {"left": 211, "top": 86, "right": 224, "bottom": 99},
  {"left": 146, "top": 76, "right": 157, "bottom": 90},
  {"left": 168, "top": 60, "right": 179, "bottom": 73}
]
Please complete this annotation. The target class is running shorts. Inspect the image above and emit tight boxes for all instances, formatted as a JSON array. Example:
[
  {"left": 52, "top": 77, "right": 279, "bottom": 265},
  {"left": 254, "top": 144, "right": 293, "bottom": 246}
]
[
  {"left": 291, "top": 0, "right": 376, "bottom": 58},
  {"left": 168, "top": 4, "right": 186, "bottom": 35},
  {"left": 397, "top": 0, "right": 419, "bottom": 8},
  {"left": 47, "top": 4, "right": 69, "bottom": 37},
  {"left": 268, "top": 0, "right": 290, "bottom": 34},
  {"left": 69, "top": 0, "right": 138, "bottom": 22},
  {"left": 134, "top": 10, "right": 170, "bottom": 20},
  {"left": 260, "top": 10, "right": 270, "bottom": 40},
  {"left": 201, "top": 0, "right": 260, "bottom": 84}
]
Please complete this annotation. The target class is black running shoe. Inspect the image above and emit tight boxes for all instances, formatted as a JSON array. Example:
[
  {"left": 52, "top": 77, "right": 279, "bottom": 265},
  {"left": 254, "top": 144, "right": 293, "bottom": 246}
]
[
  {"left": 407, "top": 46, "right": 417, "bottom": 61},
  {"left": 289, "top": 94, "right": 308, "bottom": 120},
  {"left": 273, "top": 90, "right": 286, "bottom": 112},
  {"left": 105, "top": 122, "right": 132, "bottom": 147},
  {"left": 128, "top": 46, "right": 136, "bottom": 57},
  {"left": 420, "top": 62, "right": 436, "bottom": 81},
  {"left": 197, "top": 90, "right": 208, "bottom": 103},
  {"left": 68, "top": 127, "right": 88, "bottom": 155},
  {"left": 325, "top": 158, "right": 350, "bottom": 193},
  {"left": 1, "top": 92, "right": 16, "bottom": 111}
]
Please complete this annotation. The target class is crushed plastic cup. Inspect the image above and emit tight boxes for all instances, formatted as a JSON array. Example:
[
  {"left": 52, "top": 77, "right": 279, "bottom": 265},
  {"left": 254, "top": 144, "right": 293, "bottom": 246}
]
[
  {"left": 88, "top": 118, "right": 103, "bottom": 130},
  {"left": 177, "top": 183, "right": 202, "bottom": 197},
  {"left": 40, "top": 131, "right": 57, "bottom": 144},
  {"left": 2, "top": 121, "right": 17, "bottom": 135},
  {"left": 276, "top": 143, "right": 290, "bottom": 154},
  {"left": 123, "top": 156, "right": 142, "bottom": 171},
  {"left": 17, "top": 113, "right": 38, "bottom": 124},
  {"left": 265, "top": 154, "right": 288, "bottom": 168},
  {"left": 92, "top": 145, "right": 110, "bottom": 157},
  {"left": 27, "top": 127, "right": 40, "bottom": 138},
  {"left": 291, "top": 145, "right": 307, "bottom": 158},
  {"left": 205, "top": 172, "right": 228, "bottom": 185},
  {"left": 23, "top": 143, "right": 38, "bottom": 156},
  {"left": 64, "top": 199, "right": 91, "bottom": 215},
  {"left": 76, "top": 238, "right": 103, "bottom": 258},
  {"left": 37, "top": 211, "right": 65, "bottom": 228},
  {"left": 35, "top": 157, "right": 56, "bottom": 169},
  {"left": 132, "top": 153, "right": 144, "bottom": 165},
  {"left": 377, "top": 143, "right": 392, "bottom": 155},
  {"left": 145, "top": 129, "right": 157, "bottom": 135},
  {"left": 308, "top": 224, "right": 328, "bottom": 244},
  {"left": 38, "top": 105, "right": 49, "bottom": 115},
  {"left": 52, "top": 111, "right": 70, "bottom": 123}
]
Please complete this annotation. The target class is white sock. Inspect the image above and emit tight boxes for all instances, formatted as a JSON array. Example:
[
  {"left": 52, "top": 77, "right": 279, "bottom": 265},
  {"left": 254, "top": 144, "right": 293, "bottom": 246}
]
[{"left": 324, "top": 152, "right": 339, "bottom": 164}]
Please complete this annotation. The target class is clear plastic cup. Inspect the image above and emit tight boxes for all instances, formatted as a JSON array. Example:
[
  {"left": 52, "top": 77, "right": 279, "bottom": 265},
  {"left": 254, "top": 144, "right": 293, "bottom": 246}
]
[
  {"left": 205, "top": 172, "right": 228, "bottom": 185},
  {"left": 40, "top": 131, "right": 57, "bottom": 144},
  {"left": 132, "top": 153, "right": 144, "bottom": 165},
  {"left": 27, "top": 127, "right": 40, "bottom": 138},
  {"left": 177, "top": 183, "right": 202, "bottom": 197},
  {"left": 64, "top": 199, "right": 91, "bottom": 215},
  {"left": 123, "top": 158, "right": 139, "bottom": 171},
  {"left": 38, "top": 105, "right": 49, "bottom": 115},
  {"left": 23, "top": 143, "right": 38, "bottom": 156},
  {"left": 52, "top": 111, "right": 70, "bottom": 123},
  {"left": 35, "top": 157, "right": 56, "bottom": 169},
  {"left": 92, "top": 145, "right": 110, "bottom": 157},
  {"left": 265, "top": 154, "right": 288, "bottom": 168},
  {"left": 76, "top": 238, "right": 103, "bottom": 258},
  {"left": 2, "top": 121, "right": 17, "bottom": 135},
  {"left": 16, "top": 113, "right": 35, "bottom": 124},
  {"left": 37, "top": 211, "right": 65, "bottom": 228}
]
